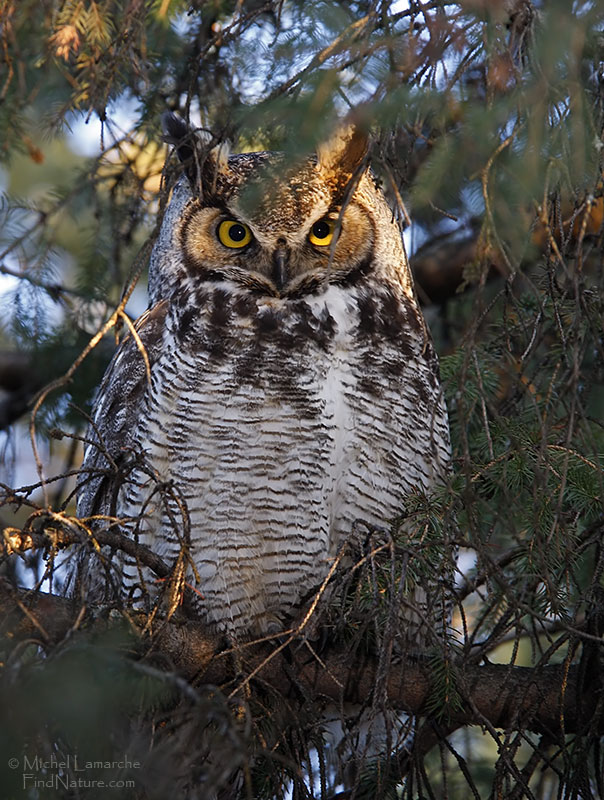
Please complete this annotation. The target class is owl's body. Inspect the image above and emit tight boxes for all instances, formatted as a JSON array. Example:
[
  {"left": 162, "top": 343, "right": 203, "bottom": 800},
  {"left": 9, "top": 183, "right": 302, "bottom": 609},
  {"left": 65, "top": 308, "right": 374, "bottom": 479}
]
[{"left": 76, "top": 121, "right": 450, "bottom": 639}]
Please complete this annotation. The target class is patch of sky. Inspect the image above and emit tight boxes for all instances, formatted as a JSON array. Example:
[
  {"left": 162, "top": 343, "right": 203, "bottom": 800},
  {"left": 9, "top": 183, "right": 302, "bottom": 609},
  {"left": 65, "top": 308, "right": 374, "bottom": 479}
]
[
  {"left": 1, "top": 259, "right": 67, "bottom": 344},
  {"left": 170, "top": 8, "right": 193, "bottom": 38},
  {"left": 227, "top": 1, "right": 416, "bottom": 105},
  {"left": 230, "top": 9, "right": 313, "bottom": 102},
  {"left": 66, "top": 92, "right": 143, "bottom": 157},
  {"left": 574, "top": 1, "right": 601, "bottom": 17},
  {"left": 0, "top": 199, "right": 67, "bottom": 337},
  {"left": 461, "top": 180, "right": 485, "bottom": 216},
  {"left": 405, "top": 209, "right": 470, "bottom": 258}
]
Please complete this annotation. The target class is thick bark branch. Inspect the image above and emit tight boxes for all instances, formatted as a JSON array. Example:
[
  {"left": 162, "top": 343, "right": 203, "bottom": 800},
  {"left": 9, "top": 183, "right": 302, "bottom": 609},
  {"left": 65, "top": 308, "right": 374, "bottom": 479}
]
[{"left": 0, "top": 581, "right": 594, "bottom": 738}]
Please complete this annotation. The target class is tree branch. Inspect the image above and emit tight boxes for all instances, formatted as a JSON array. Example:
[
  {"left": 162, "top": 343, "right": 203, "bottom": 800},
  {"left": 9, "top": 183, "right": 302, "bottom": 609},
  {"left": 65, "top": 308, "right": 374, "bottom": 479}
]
[
  {"left": 1, "top": 514, "right": 171, "bottom": 579},
  {"left": 0, "top": 581, "right": 595, "bottom": 739}
]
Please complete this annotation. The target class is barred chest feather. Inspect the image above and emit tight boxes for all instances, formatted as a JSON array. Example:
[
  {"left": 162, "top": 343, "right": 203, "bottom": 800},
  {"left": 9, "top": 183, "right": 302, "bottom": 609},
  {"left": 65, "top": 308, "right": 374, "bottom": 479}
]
[{"left": 114, "top": 279, "right": 450, "bottom": 636}]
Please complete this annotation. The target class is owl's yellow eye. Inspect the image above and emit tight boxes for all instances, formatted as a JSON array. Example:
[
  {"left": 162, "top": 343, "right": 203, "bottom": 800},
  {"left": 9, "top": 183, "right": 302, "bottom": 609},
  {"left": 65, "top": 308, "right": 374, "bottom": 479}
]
[
  {"left": 309, "top": 219, "right": 335, "bottom": 246},
  {"left": 217, "top": 219, "right": 252, "bottom": 249}
]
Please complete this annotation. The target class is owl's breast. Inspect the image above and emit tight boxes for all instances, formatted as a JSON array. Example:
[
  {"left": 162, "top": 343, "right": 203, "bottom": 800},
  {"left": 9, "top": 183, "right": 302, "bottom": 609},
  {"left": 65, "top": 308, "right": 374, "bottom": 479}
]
[{"left": 117, "top": 281, "right": 449, "bottom": 636}]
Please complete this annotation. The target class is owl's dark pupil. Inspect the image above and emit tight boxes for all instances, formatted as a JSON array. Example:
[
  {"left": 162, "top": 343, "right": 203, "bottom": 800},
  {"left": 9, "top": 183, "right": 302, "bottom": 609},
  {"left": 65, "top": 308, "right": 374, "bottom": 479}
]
[
  {"left": 312, "top": 220, "right": 330, "bottom": 239},
  {"left": 228, "top": 223, "right": 246, "bottom": 242}
]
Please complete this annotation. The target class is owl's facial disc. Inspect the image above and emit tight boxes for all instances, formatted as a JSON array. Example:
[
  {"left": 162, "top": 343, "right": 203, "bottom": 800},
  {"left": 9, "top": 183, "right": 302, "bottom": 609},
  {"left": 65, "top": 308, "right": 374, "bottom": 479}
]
[{"left": 180, "top": 199, "right": 374, "bottom": 297}]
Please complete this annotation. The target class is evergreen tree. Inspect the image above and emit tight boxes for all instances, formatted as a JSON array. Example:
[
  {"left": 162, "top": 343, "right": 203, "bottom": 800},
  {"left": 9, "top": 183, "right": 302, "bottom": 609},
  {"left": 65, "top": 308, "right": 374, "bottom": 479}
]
[{"left": 1, "top": 2, "right": 603, "bottom": 797}]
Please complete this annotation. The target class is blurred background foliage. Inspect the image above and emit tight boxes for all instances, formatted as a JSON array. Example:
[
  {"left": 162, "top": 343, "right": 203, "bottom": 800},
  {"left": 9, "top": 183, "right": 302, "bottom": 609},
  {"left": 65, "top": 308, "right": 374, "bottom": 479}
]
[{"left": 1, "top": 0, "right": 604, "bottom": 798}]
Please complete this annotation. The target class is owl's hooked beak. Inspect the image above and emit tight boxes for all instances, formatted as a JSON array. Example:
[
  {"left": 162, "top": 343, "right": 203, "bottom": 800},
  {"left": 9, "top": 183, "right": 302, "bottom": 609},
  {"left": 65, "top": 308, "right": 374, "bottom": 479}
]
[{"left": 271, "top": 241, "right": 290, "bottom": 291}]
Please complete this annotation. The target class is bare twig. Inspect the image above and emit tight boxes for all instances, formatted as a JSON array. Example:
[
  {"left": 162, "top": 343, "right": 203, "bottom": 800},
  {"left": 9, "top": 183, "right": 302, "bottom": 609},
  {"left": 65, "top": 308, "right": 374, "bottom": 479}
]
[{"left": 2, "top": 512, "right": 171, "bottom": 579}]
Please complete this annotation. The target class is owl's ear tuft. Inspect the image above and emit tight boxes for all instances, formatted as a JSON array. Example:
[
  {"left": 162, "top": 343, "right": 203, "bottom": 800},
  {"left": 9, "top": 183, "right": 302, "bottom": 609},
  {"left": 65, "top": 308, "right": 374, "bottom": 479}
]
[
  {"left": 162, "top": 112, "right": 199, "bottom": 175},
  {"left": 161, "top": 112, "right": 230, "bottom": 199},
  {"left": 316, "top": 124, "right": 369, "bottom": 183}
]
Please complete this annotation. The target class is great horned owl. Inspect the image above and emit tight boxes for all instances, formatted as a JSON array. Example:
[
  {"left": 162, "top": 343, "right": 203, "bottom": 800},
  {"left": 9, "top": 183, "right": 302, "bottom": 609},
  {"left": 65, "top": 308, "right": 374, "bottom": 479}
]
[{"left": 74, "top": 115, "right": 451, "bottom": 641}]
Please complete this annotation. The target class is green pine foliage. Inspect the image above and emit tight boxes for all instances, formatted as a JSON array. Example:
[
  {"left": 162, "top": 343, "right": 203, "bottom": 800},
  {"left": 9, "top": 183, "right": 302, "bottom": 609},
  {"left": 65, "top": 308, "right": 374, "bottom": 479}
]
[{"left": 1, "top": 1, "right": 603, "bottom": 798}]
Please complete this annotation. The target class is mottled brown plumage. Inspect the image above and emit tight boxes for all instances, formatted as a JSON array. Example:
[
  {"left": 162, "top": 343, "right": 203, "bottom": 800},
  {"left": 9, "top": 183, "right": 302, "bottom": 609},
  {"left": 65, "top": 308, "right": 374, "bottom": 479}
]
[{"left": 74, "top": 117, "right": 451, "bottom": 642}]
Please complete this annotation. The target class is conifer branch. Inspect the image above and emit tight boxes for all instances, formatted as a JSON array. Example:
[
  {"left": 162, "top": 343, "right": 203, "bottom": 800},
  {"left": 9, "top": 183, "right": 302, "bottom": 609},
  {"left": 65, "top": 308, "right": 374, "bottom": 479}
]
[{"left": 0, "top": 581, "right": 598, "bottom": 739}]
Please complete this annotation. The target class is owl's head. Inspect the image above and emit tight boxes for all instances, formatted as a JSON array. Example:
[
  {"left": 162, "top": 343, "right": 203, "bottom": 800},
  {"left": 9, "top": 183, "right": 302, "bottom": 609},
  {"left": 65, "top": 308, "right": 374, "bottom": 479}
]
[{"left": 148, "top": 114, "right": 414, "bottom": 304}]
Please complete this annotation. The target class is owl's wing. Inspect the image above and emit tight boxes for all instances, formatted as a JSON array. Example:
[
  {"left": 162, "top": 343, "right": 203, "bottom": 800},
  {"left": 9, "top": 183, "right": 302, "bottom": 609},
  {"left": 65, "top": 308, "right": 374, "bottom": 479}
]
[{"left": 76, "top": 299, "right": 168, "bottom": 520}]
